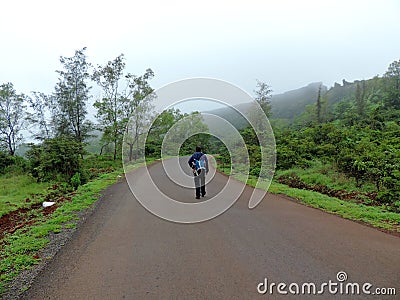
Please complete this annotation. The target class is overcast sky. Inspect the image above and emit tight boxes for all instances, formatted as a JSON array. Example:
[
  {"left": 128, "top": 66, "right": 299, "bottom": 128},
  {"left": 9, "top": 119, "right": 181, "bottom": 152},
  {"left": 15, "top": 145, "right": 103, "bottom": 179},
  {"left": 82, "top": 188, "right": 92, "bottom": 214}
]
[{"left": 1, "top": 0, "right": 400, "bottom": 98}]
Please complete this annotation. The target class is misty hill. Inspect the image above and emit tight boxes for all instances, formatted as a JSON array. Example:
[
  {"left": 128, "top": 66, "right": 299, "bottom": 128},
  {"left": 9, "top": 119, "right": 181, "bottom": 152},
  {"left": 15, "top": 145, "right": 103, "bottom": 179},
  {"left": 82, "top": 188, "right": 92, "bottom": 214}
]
[
  {"left": 203, "top": 102, "right": 253, "bottom": 130},
  {"left": 203, "top": 83, "right": 327, "bottom": 127},
  {"left": 204, "top": 80, "right": 368, "bottom": 126},
  {"left": 271, "top": 82, "right": 326, "bottom": 120},
  {"left": 324, "top": 80, "right": 359, "bottom": 108}
]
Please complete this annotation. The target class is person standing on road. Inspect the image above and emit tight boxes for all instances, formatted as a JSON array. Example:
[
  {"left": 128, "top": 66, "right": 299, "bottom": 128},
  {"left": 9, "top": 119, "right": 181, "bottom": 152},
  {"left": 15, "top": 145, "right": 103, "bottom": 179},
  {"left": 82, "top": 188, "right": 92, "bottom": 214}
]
[{"left": 188, "top": 146, "right": 209, "bottom": 199}]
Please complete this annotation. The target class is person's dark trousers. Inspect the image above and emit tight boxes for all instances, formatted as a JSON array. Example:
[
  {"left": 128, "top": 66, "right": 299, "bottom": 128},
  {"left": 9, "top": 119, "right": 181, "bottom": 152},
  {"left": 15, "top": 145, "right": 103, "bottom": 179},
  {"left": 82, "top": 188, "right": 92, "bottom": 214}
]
[{"left": 194, "top": 172, "right": 206, "bottom": 198}]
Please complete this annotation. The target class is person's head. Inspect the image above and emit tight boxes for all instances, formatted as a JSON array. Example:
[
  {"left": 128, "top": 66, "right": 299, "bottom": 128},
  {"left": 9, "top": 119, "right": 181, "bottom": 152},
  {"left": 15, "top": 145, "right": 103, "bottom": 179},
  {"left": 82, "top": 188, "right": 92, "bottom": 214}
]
[{"left": 196, "top": 146, "right": 202, "bottom": 152}]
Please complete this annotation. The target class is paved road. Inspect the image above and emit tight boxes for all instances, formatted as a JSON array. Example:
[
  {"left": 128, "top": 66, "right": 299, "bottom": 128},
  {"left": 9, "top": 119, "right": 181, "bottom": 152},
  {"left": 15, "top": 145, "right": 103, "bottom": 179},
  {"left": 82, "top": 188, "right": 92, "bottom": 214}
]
[{"left": 23, "top": 158, "right": 400, "bottom": 299}]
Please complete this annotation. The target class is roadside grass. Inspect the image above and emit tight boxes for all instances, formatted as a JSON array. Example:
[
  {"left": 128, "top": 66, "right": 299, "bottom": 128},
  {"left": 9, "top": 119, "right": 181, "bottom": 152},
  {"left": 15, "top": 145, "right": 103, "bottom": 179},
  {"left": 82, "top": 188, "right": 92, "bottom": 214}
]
[
  {"left": 275, "top": 160, "right": 376, "bottom": 193},
  {"left": 268, "top": 182, "right": 400, "bottom": 232},
  {"left": 0, "top": 174, "right": 51, "bottom": 217},
  {"left": 222, "top": 169, "right": 400, "bottom": 234},
  {"left": 0, "top": 154, "right": 124, "bottom": 219},
  {"left": 210, "top": 154, "right": 231, "bottom": 175},
  {"left": 0, "top": 169, "right": 122, "bottom": 294},
  {"left": 0, "top": 157, "right": 158, "bottom": 295},
  {"left": 82, "top": 154, "right": 123, "bottom": 171}
]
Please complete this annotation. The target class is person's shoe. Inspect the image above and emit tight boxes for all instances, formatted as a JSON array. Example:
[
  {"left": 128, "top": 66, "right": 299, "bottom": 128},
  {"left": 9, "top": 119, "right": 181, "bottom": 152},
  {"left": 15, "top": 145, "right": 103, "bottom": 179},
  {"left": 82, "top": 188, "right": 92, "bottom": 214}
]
[
  {"left": 201, "top": 193, "right": 206, "bottom": 197},
  {"left": 196, "top": 196, "right": 200, "bottom": 199}
]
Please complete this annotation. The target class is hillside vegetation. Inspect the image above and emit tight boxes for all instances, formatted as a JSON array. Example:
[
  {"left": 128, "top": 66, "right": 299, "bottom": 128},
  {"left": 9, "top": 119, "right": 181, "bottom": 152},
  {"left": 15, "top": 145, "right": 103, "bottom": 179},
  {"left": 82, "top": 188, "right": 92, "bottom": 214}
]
[{"left": 216, "top": 60, "right": 400, "bottom": 215}]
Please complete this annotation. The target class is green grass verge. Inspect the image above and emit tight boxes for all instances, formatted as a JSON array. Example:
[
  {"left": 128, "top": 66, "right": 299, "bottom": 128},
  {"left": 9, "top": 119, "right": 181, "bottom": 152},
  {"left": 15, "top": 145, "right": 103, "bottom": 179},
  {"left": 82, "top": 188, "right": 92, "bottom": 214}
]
[
  {"left": 0, "top": 158, "right": 157, "bottom": 295},
  {"left": 0, "top": 170, "right": 121, "bottom": 294},
  {"left": 0, "top": 174, "right": 51, "bottom": 217},
  {"left": 268, "top": 182, "right": 400, "bottom": 232},
  {"left": 275, "top": 160, "right": 376, "bottom": 193}
]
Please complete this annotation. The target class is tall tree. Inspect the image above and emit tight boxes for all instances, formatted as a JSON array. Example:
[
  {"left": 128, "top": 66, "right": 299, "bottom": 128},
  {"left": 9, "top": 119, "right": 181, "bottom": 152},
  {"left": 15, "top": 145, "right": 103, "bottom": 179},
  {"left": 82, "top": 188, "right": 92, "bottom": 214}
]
[
  {"left": 162, "top": 112, "right": 208, "bottom": 156},
  {"left": 355, "top": 81, "right": 366, "bottom": 118},
  {"left": 123, "top": 69, "right": 155, "bottom": 161},
  {"left": 93, "top": 54, "right": 155, "bottom": 160},
  {"left": 92, "top": 54, "right": 127, "bottom": 160},
  {"left": 254, "top": 80, "right": 273, "bottom": 117},
  {"left": 146, "top": 108, "right": 185, "bottom": 157},
  {"left": 316, "top": 84, "right": 322, "bottom": 124},
  {"left": 0, "top": 83, "right": 26, "bottom": 155},
  {"left": 313, "top": 84, "right": 330, "bottom": 124},
  {"left": 384, "top": 59, "right": 400, "bottom": 109},
  {"left": 27, "top": 92, "right": 53, "bottom": 140},
  {"left": 53, "top": 47, "right": 92, "bottom": 142}
]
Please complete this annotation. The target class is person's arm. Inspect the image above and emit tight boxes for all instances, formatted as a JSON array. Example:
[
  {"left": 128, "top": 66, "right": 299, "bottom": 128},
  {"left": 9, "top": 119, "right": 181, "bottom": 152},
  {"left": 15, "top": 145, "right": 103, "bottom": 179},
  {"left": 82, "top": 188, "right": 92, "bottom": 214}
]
[
  {"left": 188, "top": 155, "right": 194, "bottom": 169},
  {"left": 205, "top": 154, "right": 209, "bottom": 173}
]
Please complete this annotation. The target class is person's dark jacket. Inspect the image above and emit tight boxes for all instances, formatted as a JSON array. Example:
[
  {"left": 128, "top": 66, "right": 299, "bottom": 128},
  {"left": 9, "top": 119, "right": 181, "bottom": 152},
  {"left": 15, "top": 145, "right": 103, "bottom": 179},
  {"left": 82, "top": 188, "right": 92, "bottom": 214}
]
[{"left": 188, "top": 152, "right": 209, "bottom": 173}]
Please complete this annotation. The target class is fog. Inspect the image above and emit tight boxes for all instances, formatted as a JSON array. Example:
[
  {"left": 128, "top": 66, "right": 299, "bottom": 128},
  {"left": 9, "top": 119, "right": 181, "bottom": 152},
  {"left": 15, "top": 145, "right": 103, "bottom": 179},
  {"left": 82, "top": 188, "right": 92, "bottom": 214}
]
[{"left": 1, "top": 0, "right": 399, "bottom": 97}]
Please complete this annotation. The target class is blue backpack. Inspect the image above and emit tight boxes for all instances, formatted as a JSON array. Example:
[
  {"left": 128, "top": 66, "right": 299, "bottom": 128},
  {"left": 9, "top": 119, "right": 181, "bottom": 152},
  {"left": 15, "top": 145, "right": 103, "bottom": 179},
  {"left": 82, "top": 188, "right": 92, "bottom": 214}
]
[{"left": 193, "top": 155, "right": 206, "bottom": 176}]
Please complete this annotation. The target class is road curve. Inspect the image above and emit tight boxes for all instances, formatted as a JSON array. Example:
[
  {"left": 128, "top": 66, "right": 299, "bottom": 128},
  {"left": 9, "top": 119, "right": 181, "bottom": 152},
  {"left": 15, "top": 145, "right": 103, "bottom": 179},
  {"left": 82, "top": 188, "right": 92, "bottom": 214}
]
[{"left": 22, "top": 158, "right": 400, "bottom": 299}]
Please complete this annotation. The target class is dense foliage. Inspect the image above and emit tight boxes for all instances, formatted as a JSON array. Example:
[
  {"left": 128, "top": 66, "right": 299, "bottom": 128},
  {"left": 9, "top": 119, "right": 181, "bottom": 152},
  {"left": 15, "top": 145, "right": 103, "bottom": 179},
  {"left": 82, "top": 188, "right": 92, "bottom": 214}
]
[
  {"left": 144, "top": 109, "right": 211, "bottom": 158},
  {"left": 207, "top": 60, "right": 400, "bottom": 211},
  {"left": 26, "top": 136, "right": 85, "bottom": 182},
  {"left": 0, "top": 151, "right": 27, "bottom": 174},
  {"left": 273, "top": 61, "right": 400, "bottom": 210}
]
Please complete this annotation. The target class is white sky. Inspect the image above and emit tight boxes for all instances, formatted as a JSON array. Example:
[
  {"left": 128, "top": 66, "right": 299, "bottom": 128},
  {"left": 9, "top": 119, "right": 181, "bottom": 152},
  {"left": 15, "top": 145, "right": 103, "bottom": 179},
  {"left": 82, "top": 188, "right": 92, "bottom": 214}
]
[{"left": 1, "top": 0, "right": 400, "bottom": 97}]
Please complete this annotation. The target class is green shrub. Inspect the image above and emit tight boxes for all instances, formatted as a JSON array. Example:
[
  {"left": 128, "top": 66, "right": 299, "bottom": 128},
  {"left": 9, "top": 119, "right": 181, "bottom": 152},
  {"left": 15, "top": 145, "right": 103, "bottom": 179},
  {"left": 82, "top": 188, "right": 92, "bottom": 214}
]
[
  {"left": 26, "top": 136, "right": 85, "bottom": 182},
  {"left": 0, "top": 152, "right": 14, "bottom": 173},
  {"left": 0, "top": 152, "right": 28, "bottom": 174},
  {"left": 70, "top": 172, "right": 81, "bottom": 190}
]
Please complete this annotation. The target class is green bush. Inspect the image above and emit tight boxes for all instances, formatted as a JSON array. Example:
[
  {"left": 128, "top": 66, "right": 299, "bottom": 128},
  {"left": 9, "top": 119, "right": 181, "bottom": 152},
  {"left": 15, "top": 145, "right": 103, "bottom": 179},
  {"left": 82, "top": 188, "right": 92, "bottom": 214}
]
[
  {"left": 80, "top": 154, "right": 121, "bottom": 180},
  {"left": 0, "top": 152, "right": 14, "bottom": 173},
  {"left": 26, "top": 136, "right": 85, "bottom": 182},
  {"left": 71, "top": 172, "right": 81, "bottom": 190},
  {"left": 0, "top": 152, "right": 28, "bottom": 174}
]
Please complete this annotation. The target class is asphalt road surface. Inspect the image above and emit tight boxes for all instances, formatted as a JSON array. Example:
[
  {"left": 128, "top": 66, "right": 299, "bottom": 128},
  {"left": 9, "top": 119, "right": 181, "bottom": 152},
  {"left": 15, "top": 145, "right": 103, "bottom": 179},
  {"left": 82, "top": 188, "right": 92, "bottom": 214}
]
[{"left": 23, "top": 158, "right": 400, "bottom": 299}]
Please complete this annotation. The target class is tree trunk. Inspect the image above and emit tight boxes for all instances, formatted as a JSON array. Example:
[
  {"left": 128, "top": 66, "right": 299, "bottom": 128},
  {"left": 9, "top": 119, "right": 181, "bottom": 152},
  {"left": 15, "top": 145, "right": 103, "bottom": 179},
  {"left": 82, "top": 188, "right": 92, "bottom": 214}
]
[
  {"left": 129, "top": 143, "right": 134, "bottom": 161},
  {"left": 113, "top": 139, "right": 117, "bottom": 160},
  {"left": 7, "top": 136, "right": 14, "bottom": 156},
  {"left": 100, "top": 144, "right": 107, "bottom": 156}
]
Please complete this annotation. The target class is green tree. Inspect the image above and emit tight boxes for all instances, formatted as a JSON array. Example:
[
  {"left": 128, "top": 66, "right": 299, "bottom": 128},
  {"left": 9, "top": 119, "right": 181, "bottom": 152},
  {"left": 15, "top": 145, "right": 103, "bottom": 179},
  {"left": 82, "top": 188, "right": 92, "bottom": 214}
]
[
  {"left": 254, "top": 80, "right": 273, "bottom": 117},
  {"left": 316, "top": 84, "right": 322, "bottom": 124},
  {"left": 27, "top": 136, "right": 85, "bottom": 182},
  {"left": 180, "top": 133, "right": 211, "bottom": 156},
  {"left": 92, "top": 54, "right": 126, "bottom": 160},
  {"left": 383, "top": 59, "right": 400, "bottom": 109},
  {"left": 355, "top": 81, "right": 366, "bottom": 118},
  {"left": 27, "top": 92, "right": 52, "bottom": 140},
  {"left": 162, "top": 112, "right": 208, "bottom": 155},
  {"left": 123, "top": 69, "right": 155, "bottom": 161},
  {"left": 332, "top": 98, "right": 352, "bottom": 122},
  {"left": 52, "top": 47, "right": 92, "bottom": 142},
  {"left": 0, "top": 83, "right": 26, "bottom": 155},
  {"left": 93, "top": 54, "right": 155, "bottom": 160},
  {"left": 0, "top": 151, "right": 14, "bottom": 173},
  {"left": 146, "top": 109, "right": 185, "bottom": 157},
  {"left": 314, "top": 84, "right": 329, "bottom": 124}
]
